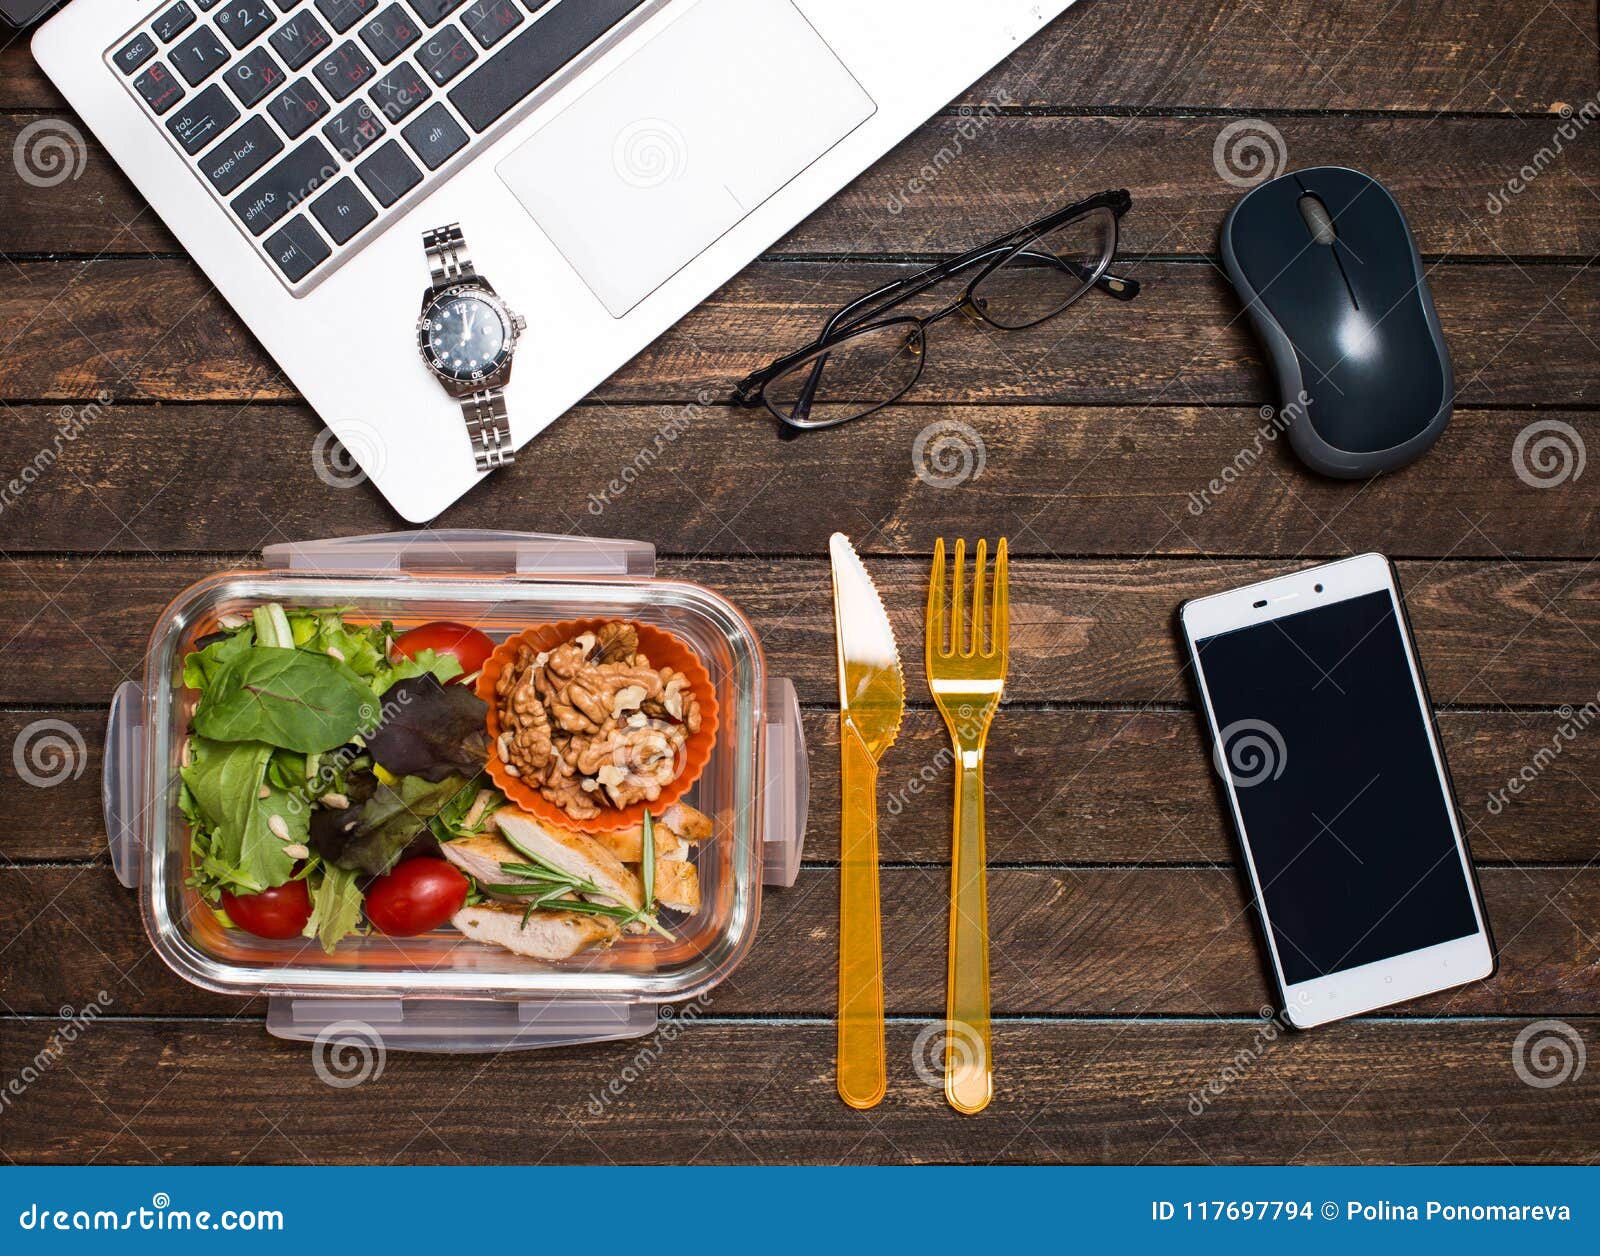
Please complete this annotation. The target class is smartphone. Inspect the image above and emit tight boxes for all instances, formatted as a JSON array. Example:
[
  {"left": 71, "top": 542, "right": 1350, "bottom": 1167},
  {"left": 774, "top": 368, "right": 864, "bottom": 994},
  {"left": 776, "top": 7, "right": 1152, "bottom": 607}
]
[{"left": 1179, "top": 553, "right": 1494, "bottom": 1028}]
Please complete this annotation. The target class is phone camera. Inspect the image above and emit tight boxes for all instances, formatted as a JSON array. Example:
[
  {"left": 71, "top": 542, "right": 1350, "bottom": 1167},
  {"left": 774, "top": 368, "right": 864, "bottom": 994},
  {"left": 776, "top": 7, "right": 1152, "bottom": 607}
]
[{"left": 1314, "top": 583, "right": 1324, "bottom": 593}]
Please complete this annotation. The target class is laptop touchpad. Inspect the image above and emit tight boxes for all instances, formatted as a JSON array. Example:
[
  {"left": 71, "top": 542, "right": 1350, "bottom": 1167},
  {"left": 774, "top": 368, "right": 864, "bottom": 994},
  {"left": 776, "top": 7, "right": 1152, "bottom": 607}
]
[{"left": 496, "top": 0, "right": 875, "bottom": 318}]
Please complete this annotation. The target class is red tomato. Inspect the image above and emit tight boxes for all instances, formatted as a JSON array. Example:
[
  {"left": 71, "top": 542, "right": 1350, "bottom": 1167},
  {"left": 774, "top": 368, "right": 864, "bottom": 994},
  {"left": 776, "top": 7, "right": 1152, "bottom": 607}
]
[
  {"left": 365, "top": 857, "right": 469, "bottom": 937},
  {"left": 391, "top": 621, "right": 495, "bottom": 682},
  {"left": 222, "top": 879, "right": 312, "bottom": 940}
]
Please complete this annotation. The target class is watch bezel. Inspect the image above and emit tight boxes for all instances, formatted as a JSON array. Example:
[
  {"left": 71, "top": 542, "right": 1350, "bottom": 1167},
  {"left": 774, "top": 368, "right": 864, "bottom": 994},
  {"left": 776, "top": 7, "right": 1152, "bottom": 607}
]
[{"left": 416, "top": 282, "right": 522, "bottom": 387}]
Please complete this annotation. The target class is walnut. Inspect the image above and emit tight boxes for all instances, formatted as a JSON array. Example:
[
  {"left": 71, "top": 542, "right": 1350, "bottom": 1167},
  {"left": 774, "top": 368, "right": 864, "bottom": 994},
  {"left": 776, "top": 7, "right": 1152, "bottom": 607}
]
[{"left": 594, "top": 621, "right": 639, "bottom": 665}]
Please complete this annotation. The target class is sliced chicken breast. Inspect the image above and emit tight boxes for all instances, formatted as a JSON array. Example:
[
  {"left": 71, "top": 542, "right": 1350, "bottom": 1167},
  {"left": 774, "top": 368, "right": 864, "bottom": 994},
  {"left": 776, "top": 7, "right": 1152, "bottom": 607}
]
[
  {"left": 662, "top": 802, "right": 713, "bottom": 842},
  {"left": 589, "top": 823, "right": 681, "bottom": 866},
  {"left": 494, "top": 809, "right": 643, "bottom": 911},
  {"left": 652, "top": 858, "right": 701, "bottom": 913},
  {"left": 440, "top": 831, "right": 525, "bottom": 892},
  {"left": 453, "top": 903, "right": 619, "bottom": 959}
]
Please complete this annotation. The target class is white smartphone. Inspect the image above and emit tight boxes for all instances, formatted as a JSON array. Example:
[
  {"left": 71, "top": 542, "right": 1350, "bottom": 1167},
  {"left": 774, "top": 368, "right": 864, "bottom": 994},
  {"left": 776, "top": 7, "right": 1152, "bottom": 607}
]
[{"left": 1179, "top": 553, "right": 1495, "bottom": 1028}]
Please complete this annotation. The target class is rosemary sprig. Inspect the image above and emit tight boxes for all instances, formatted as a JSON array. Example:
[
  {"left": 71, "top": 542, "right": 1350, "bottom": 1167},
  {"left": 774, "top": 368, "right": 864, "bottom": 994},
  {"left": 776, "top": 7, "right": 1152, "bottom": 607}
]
[
  {"left": 641, "top": 809, "right": 656, "bottom": 916},
  {"left": 484, "top": 841, "right": 673, "bottom": 938}
]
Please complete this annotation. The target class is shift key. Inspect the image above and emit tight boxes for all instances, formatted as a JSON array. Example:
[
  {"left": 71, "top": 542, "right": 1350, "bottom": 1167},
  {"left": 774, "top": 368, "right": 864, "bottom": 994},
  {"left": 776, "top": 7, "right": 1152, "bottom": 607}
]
[{"left": 229, "top": 137, "right": 339, "bottom": 235}]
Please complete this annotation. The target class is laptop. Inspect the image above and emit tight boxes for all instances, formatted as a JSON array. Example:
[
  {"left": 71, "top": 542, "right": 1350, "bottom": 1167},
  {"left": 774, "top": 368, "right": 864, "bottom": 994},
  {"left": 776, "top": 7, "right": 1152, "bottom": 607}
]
[{"left": 33, "top": 0, "right": 1079, "bottom": 521}]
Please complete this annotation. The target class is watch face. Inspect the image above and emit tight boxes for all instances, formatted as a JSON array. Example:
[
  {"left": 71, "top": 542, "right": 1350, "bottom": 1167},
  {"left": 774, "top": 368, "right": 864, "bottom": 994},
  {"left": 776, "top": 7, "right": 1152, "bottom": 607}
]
[{"left": 419, "top": 288, "right": 511, "bottom": 383}]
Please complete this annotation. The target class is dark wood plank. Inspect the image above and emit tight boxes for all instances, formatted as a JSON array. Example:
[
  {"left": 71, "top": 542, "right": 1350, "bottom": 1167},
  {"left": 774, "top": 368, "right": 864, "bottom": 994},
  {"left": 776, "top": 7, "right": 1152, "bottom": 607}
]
[
  {"left": 1, "top": 557, "right": 1596, "bottom": 707},
  {"left": 3, "top": 259, "right": 1593, "bottom": 406},
  {"left": 1, "top": 1018, "right": 1592, "bottom": 1163},
  {"left": 8, "top": 706, "right": 1598, "bottom": 866},
  {"left": 4, "top": 0, "right": 1594, "bottom": 114},
  {"left": 2, "top": 862, "right": 1594, "bottom": 1018},
  {"left": 9, "top": 113, "right": 1597, "bottom": 259},
  {"left": 4, "top": 402, "right": 1596, "bottom": 558}
]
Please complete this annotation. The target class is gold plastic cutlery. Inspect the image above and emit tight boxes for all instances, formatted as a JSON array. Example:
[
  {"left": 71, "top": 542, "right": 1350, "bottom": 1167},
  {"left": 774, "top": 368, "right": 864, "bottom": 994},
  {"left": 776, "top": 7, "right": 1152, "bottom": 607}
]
[
  {"left": 830, "top": 532, "right": 905, "bottom": 1110},
  {"left": 925, "top": 537, "right": 1010, "bottom": 1114}
]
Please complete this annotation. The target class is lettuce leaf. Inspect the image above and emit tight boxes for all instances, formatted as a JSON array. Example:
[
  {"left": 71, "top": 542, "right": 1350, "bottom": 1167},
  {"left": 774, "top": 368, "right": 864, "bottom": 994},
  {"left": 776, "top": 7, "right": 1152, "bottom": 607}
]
[{"left": 304, "top": 864, "right": 365, "bottom": 953}]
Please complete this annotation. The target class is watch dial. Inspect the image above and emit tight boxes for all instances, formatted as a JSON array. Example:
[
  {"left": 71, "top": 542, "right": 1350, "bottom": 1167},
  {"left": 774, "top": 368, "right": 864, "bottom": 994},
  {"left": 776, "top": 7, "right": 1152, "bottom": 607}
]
[{"left": 422, "top": 292, "right": 510, "bottom": 382}]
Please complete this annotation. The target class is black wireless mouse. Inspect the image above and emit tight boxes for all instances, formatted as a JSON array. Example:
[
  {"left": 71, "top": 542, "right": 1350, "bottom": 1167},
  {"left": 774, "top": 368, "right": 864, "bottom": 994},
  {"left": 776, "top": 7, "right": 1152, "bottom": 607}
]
[{"left": 1221, "top": 166, "right": 1452, "bottom": 478}]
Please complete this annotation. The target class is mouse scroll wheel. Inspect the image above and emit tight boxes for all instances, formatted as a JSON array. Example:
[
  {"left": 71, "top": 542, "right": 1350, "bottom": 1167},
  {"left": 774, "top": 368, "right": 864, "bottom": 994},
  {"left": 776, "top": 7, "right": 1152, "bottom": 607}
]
[{"left": 1297, "top": 194, "right": 1338, "bottom": 245}]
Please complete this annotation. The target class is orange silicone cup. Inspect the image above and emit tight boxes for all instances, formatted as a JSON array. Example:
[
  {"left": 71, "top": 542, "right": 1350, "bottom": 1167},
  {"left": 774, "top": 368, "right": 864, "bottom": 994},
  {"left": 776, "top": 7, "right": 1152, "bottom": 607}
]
[{"left": 477, "top": 618, "right": 719, "bottom": 834}]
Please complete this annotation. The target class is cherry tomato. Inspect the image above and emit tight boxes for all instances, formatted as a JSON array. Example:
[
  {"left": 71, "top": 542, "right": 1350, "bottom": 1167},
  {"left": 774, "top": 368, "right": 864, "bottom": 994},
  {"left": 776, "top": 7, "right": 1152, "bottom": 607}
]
[
  {"left": 222, "top": 879, "right": 312, "bottom": 940},
  {"left": 365, "top": 857, "right": 469, "bottom": 937},
  {"left": 391, "top": 621, "right": 495, "bottom": 682}
]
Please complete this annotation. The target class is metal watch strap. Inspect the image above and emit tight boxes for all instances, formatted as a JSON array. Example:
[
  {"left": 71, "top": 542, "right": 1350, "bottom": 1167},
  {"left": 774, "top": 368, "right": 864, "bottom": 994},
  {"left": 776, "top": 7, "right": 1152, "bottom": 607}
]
[
  {"left": 422, "top": 222, "right": 476, "bottom": 288},
  {"left": 461, "top": 386, "right": 514, "bottom": 472}
]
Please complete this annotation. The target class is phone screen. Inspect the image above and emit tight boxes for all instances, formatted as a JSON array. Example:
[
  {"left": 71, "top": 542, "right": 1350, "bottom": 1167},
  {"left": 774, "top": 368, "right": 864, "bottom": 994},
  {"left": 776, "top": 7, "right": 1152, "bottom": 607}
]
[{"left": 1193, "top": 589, "right": 1480, "bottom": 986}]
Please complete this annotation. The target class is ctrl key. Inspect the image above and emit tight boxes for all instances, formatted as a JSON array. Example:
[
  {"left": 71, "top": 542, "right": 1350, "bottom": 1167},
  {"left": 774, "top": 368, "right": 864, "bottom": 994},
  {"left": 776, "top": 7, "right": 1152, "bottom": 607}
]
[{"left": 264, "top": 215, "right": 331, "bottom": 282}]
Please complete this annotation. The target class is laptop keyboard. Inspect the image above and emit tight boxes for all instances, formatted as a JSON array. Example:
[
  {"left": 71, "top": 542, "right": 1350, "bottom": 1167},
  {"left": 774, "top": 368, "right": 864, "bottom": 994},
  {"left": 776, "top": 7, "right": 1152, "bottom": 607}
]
[{"left": 108, "top": 0, "right": 651, "bottom": 293}]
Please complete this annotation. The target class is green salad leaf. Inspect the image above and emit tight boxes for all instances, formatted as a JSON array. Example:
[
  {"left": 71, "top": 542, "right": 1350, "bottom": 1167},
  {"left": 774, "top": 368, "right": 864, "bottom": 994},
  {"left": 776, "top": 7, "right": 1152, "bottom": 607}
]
[
  {"left": 182, "top": 624, "right": 256, "bottom": 691},
  {"left": 310, "top": 772, "right": 473, "bottom": 876},
  {"left": 180, "top": 738, "right": 304, "bottom": 889},
  {"left": 193, "top": 647, "right": 378, "bottom": 752},
  {"left": 305, "top": 864, "right": 365, "bottom": 954}
]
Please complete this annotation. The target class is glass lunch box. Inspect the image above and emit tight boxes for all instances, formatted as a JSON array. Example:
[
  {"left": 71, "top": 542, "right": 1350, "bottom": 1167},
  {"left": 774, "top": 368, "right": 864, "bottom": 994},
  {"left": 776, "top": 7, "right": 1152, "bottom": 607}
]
[{"left": 102, "top": 531, "right": 808, "bottom": 1053}]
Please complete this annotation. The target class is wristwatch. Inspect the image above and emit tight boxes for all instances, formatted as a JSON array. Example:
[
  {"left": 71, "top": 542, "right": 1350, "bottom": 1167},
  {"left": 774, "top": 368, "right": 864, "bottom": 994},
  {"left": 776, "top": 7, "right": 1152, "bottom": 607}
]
[{"left": 416, "top": 223, "right": 527, "bottom": 472}]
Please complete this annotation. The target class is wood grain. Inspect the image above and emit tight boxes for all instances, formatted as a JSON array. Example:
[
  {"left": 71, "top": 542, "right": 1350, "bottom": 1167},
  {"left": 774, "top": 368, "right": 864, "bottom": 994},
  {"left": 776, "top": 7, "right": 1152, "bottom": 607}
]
[
  {"left": 3, "top": 403, "right": 1596, "bottom": 557},
  {"left": 0, "top": 557, "right": 1595, "bottom": 707},
  {"left": 7, "top": 113, "right": 1597, "bottom": 259},
  {"left": 7, "top": 706, "right": 1598, "bottom": 866},
  {"left": 1, "top": 862, "right": 1593, "bottom": 1019},
  {"left": 3, "top": 258, "right": 1593, "bottom": 405},
  {"left": 4, "top": 0, "right": 1594, "bottom": 114},
  {"left": 0, "top": 1018, "right": 1592, "bottom": 1164}
]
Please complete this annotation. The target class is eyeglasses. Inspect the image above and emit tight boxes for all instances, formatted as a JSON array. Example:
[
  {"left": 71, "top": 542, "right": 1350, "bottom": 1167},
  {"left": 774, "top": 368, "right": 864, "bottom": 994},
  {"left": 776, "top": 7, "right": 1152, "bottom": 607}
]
[{"left": 733, "top": 190, "right": 1139, "bottom": 431}]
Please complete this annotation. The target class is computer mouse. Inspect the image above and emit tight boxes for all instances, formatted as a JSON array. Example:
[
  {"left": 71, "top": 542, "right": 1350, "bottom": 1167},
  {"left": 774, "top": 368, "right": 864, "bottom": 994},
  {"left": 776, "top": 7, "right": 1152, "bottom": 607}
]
[{"left": 1221, "top": 166, "right": 1452, "bottom": 478}]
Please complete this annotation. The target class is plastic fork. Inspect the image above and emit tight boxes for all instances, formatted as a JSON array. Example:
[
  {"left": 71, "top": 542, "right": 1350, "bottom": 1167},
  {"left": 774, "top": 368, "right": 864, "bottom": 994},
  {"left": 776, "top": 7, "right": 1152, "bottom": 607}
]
[{"left": 925, "top": 537, "right": 1009, "bottom": 1115}]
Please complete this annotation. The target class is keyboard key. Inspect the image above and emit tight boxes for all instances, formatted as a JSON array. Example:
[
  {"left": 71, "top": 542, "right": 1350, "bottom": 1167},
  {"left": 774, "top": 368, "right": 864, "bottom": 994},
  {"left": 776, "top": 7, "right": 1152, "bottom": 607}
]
[
  {"left": 449, "top": 0, "right": 644, "bottom": 132},
  {"left": 356, "top": 139, "right": 421, "bottom": 206},
  {"left": 406, "top": 0, "right": 462, "bottom": 22},
  {"left": 194, "top": 0, "right": 221, "bottom": 9},
  {"left": 460, "top": 0, "right": 520, "bottom": 48},
  {"left": 266, "top": 78, "right": 330, "bottom": 138},
  {"left": 230, "top": 136, "right": 338, "bottom": 234},
  {"left": 312, "top": 40, "right": 375, "bottom": 100},
  {"left": 223, "top": 45, "right": 286, "bottom": 107},
  {"left": 164, "top": 83, "right": 240, "bottom": 153},
  {"left": 369, "top": 63, "right": 430, "bottom": 122},
  {"left": 314, "top": 0, "right": 376, "bottom": 33},
  {"left": 270, "top": 13, "right": 333, "bottom": 70},
  {"left": 134, "top": 61, "right": 186, "bottom": 113},
  {"left": 415, "top": 24, "right": 475, "bottom": 86},
  {"left": 270, "top": 0, "right": 298, "bottom": 10},
  {"left": 214, "top": 0, "right": 276, "bottom": 50},
  {"left": 310, "top": 176, "right": 377, "bottom": 243},
  {"left": 264, "top": 215, "right": 331, "bottom": 281},
  {"left": 169, "top": 26, "right": 230, "bottom": 85},
  {"left": 400, "top": 101, "right": 465, "bottom": 169},
  {"left": 200, "top": 114, "right": 285, "bottom": 192},
  {"left": 114, "top": 32, "right": 158, "bottom": 74},
  {"left": 323, "top": 98, "right": 384, "bottom": 160},
  {"left": 360, "top": 3, "right": 420, "bottom": 62},
  {"left": 151, "top": 2, "right": 196, "bottom": 41}
]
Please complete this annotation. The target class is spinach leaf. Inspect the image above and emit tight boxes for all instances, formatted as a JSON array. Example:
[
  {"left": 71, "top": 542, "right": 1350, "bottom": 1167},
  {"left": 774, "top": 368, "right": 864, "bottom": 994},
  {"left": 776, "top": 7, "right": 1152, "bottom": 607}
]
[
  {"left": 180, "top": 738, "right": 303, "bottom": 889},
  {"left": 182, "top": 624, "right": 255, "bottom": 691},
  {"left": 193, "top": 646, "right": 378, "bottom": 752}
]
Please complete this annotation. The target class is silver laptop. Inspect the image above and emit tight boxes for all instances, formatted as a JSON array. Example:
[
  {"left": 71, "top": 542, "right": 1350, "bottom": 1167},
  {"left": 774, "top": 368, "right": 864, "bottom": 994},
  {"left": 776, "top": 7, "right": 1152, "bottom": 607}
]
[{"left": 34, "top": 0, "right": 1079, "bottom": 521}]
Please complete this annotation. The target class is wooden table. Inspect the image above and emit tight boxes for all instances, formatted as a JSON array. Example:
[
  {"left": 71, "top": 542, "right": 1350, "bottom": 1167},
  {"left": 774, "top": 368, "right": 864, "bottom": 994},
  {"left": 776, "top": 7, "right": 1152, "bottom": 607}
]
[{"left": 2, "top": 0, "right": 1598, "bottom": 1164}]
